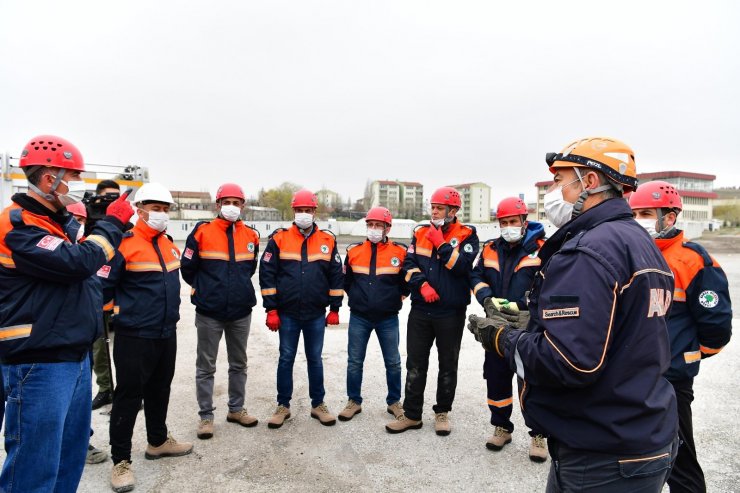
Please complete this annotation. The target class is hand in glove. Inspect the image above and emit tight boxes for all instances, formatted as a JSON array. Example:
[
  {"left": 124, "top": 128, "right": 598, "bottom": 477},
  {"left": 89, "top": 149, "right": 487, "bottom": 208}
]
[
  {"left": 325, "top": 311, "right": 340, "bottom": 326},
  {"left": 483, "top": 297, "right": 530, "bottom": 329},
  {"left": 501, "top": 301, "right": 531, "bottom": 330},
  {"left": 105, "top": 189, "right": 134, "bottom": 226},
  {"left": 467, "top": 314, "right": 506, "bottom": 356},
  {"left": 425, "top": 225, "right": 445, "bottom": 248},
  {"left": 420, "top": 282, "right": 440, "bottom": 303},
  {"left": 266, "top": 310, "right": 280, "bottom": 331}
]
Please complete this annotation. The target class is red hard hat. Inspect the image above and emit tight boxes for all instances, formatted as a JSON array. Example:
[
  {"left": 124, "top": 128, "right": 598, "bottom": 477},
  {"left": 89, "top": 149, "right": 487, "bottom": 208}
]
[
  {"left": 628, "top": 180, "right": 682, "bottom": 211},
  {"left": 216, "top": 183, "right": 245, "bottom": 201},
  {"left": 496, "top": 197, "right": 527, "bottom": 219},
  {"left": 19, "top": 135, "right": 85, "bottom": 171},
  {"left": 291, "top": 189, "right": 318, "bottom": 208},
  {"left": 66, "top": 202, "right": 88, "bottom": 218},
  {"left": 431, "top": 187, "right": 462, "bottom": 207},
  {"left": 366, "top": 206, "right": 392, "bottom": 225}
]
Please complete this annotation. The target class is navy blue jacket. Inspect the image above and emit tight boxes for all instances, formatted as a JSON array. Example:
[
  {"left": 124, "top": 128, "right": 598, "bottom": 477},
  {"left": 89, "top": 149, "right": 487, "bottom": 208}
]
[
  {"left": 344, "top": 239, "right": 409, "bottom": 322},
  {"left": 471, "top": 221, "right": 545, "bottom": 309},
  {"left": 0, "top": 194, "right": 122, "bottom": 363},
  {"left": 655, "top": 230, "right": 733, "bottom": 382},
  {"left": 502, "top": 198, "right": 678, "bottom": 455},
  {"left": 404, "top": 220, "right": 479, "bottom": 316},
  {"left": 100, "top": 220, "right": 181, "bottom": 339},
  {"left": 181, "top": 218, "right": 259, "bottom": 321},
  {"left": 259, "top": 224, "right": 344, "bottom": 320}
]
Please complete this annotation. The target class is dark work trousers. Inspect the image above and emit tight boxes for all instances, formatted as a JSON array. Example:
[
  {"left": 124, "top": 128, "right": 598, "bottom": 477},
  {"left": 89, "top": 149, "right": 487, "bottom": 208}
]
[
  {"left": 546, "top": 436, "right": 679, "bottom": 492},
  {"left": 110, "top": 333, "right": 177, "bottom": 463},
  {"left": 402, "top": 309, "right": 465, "bottom": 421},
  {"left": 667, "top": 378, "right": 706, "bottom": 493}
]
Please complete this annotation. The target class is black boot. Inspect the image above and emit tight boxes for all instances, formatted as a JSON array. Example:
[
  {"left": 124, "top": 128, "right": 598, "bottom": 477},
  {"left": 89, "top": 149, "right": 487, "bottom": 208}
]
[{"left": 92, "top": 391, "right": 112, "bottom": 410}]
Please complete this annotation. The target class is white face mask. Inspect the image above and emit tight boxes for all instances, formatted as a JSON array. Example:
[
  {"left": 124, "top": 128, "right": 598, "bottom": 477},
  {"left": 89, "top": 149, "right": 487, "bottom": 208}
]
[
  {"left": 294, "top": 212, "right": 313, "bottom": 230},
  {"left": 635, "top": 218, "right": 659, "bottom": 238},
  {"left": 500, "top": 226, "right": 523, "bottom": 243},
  {"left": 367, "top": 227, "right": 384, "bottom": 243},
  {"left": 430, "top": 218, "right": 445, "bottom": 228},
  {"left": 220, "top": 205, "right": 241, "bottom": 222},
  {"left": 145, "top": 211, "right": 169, "bottom": 232},
  {"left": 56, "top": 179, "right": 87, "bottom": 206},
  {"left": 543, "top": 178, "right": 581, "bottom": 228}
]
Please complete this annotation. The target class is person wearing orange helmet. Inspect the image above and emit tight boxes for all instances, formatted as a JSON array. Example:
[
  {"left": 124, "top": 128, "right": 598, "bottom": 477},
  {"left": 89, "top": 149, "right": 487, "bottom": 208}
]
[
  {"left": 386, "top": 186, "right": 479, "bottom": 435},
  {"left": 259, "top": 189, "right": 344, "bottom": 428},
  {"left": 469, "top": 197, "right": 548, "bottom": 461},
  {"left": 630, "top": 181, "right": 732, "bottom": 493},
  {"left": 0, "top": 135, "right": 133, "bottom": 492},
  {"left": 468, "top": 137, "right": 679, "bottom": 492},
  {"left": 338, "top": 207, "right": 409, "bottom": 422},
  {"left": 181, "top": 183, "right": 261, "bottom": 440}
]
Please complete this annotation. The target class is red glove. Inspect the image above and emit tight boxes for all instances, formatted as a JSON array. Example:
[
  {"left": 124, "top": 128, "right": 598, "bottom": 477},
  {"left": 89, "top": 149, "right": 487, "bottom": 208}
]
[
  {"left": 425, "top": 225, "right": 445, "bottom": 248},
  {"left": 420, "top": 282, "right": 440, "bottom": 303},
  {"left": 266, "top": 310, "right": 280, "bottom": 331},
  {"left": 106, "top": 189, "right": 134, "bottom": 224},
  {"left": 326, "top": 311, "right": 340, "bottom": 326}
]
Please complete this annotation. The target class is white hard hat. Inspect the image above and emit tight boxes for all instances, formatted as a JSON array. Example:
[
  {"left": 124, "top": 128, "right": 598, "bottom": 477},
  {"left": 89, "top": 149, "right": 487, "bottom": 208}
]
[{"left": 134, "top": 183, "right": 174, "bottom": 205}]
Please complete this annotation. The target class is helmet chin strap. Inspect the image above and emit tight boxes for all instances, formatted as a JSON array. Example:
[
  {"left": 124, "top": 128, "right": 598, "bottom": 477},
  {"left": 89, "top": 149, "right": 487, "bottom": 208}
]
[
  {"left": 571, "top": 168, "right": 614, "bottom": 218},
  {"left": 28, "top": 168, "right": 65, "bottom": 203},
  {"left": 655, "top": 208, "right": 677, "bottom": 239}
]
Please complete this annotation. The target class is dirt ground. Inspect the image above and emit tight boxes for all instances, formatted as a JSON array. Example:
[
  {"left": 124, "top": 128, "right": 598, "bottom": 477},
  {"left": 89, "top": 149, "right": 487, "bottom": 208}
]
[{"left": 9, "top": 235, "right": 740, "bottom": 492}]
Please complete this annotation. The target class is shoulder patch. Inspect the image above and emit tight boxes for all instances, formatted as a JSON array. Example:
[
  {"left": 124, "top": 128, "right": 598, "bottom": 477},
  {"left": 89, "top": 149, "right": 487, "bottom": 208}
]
[
  {"left": 97, "top": 265, "right": 111, "bottom": 278},
  {"left": 407, "top": 244, "right": 415, "bottom": 253},
  {"left": 36, "top": 235, "right": 64, "bottom": 251},
  {"left": 542, "top": 307, "right": 580, "bottom": 319},
  {"left": 698, "top": 290, "right": 719, "bottom": 308},
  {"left": 463, "top": 243, "right": 474, "bottom": 253},
  {"left": 262, "top": 251, "right": 273, "bottom": 263},
  {"left": 183, "top": 247, "right": 195, "bottom": 259}
]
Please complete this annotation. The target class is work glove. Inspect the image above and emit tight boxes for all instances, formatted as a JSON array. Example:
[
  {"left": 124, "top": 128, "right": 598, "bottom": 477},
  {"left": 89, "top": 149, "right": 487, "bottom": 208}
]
[
  {"left": 467, "top": 314, "right": 507, "bottom": 356},
  {"left": 266, "top": 310, "right": 280, "bottom": 331},
  {"left": 425, "top": 225, "right": 445, "bottom": 248},
  {"left": 104, "top": 189, "right": 134, "bottom": 227},
  {"left": 483, "top": 297, "right": 530, "bottom": 330},
  {"left": 420, "top": 282, "right": 440, "bottom": 303},
  {"left": 326, "top": 310, "right": 340, "bottom": 326}
]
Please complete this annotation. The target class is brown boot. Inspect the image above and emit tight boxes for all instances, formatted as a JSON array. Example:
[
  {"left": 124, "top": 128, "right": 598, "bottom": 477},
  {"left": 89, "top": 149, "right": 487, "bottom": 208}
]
[
  {"left": 197, "top": 419, "right": 214, "bottom": 439},
  {"left": 338, "top": 399, "right": 362, "bottom": 421},
  {"left": 227, "top": 409, "right": 259, "bottom": 428},
  {"left": 529, "top": 434, "right": 548, "bottom": 463},
  {"left": 486, "top": 426, "right": 513, "bottom": 451},
  {"left": 267, "top": 405, "right": 291, "bottom": 429},
  {"left": 434, "top": 412, "right": 451, "bottom": 436},
  {"left": 310, "top": 402, "right": 337, "bottom": 426},
  {"left": 385, "top": 414, "right": 423, "bottom": 434},
  {"left": 110, "top": 460, "right": 135, "bottom": 493},
  {"left": 386, "top": 401, "right": 404, "bottom": 418},
  {"left": 144, "top": 434, "right": 194, "bottom": 460}
]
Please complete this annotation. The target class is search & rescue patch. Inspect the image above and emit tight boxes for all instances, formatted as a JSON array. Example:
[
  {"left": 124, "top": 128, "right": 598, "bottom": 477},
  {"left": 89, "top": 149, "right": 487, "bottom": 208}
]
[{"left": 542, "top": 307, "right": 580, "bottom": 319}]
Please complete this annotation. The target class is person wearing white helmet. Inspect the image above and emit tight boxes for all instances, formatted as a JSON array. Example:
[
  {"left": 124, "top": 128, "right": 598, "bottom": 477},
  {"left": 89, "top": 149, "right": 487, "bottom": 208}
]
[{"left": 98, "top": 182, "right": 193, "bottom": 493}]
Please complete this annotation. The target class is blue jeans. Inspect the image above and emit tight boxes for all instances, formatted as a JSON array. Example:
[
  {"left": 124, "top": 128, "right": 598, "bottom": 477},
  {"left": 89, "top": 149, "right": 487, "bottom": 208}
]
[
  {"left": 346, "top": 313, "right": 401, "bottom": 405},
  {"left": 277, "top": 315, "right": 326, "bottom": 408},
  {"left": 1, "top": 359, "right": 91, "bottom": 493}
]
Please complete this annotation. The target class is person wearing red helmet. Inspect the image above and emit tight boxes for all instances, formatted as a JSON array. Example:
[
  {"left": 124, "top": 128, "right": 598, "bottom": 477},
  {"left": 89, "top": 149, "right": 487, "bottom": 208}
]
[
  {"left": 259, "top": 189, "right": 344, "bottom": 428},
  {"left": 630, "top": 181, "right": 732, "bottom": 493},
  {"left": 469, "top": 197, "right": 548, "bottom": 461},
  {"left": 338, "top": 207, "right": 409, "bottom": 422},
  {"left": 468, "top": 137, "right": 678, "bottom": 491},
  {"left": 386, "top": 186, "right": 479, "bottom": 435},
  {"left": 0, "top": 135, "right": 133, "bottom": 492},
  {"left": 181, "top": 183, "right": 261, "bottom": 441}
]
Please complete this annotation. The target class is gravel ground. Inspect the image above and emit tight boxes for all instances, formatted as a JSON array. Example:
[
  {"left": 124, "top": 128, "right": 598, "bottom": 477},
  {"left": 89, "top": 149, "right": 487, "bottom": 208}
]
[{"left": 12, "top": 239, "right": 740, "bottom": 492}]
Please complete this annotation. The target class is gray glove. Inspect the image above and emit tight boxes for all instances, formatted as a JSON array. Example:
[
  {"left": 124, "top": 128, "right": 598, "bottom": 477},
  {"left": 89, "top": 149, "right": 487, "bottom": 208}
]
[
  {"left": 467, "top": 314, "right": 500, "bottom": 353},
  {"left": 483, "top": 297, "right": 530, "bottom": 330}
]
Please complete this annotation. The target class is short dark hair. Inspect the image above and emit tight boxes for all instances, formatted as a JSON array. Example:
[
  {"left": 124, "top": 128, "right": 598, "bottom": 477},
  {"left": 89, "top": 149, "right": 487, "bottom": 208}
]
[{"left": 96, "top": 180, "right": 120, "bottom": 194}]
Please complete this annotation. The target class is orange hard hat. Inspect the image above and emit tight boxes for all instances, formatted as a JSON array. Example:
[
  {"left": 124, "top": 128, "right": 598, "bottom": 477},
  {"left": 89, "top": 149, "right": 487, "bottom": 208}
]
[{"left": 546, "top": 137, "right": 637, "bottom": 192}]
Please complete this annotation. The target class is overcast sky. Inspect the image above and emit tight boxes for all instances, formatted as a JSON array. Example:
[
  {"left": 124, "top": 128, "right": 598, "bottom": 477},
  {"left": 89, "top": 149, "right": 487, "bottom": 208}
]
[{"left": 2, "top": 0, "right": 738, "bottom": 207}]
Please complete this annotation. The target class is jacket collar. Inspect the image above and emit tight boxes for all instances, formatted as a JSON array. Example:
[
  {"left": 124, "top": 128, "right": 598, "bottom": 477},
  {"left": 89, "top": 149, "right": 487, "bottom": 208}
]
[
  {"left": 213, "top": 217, "right": 238, "bottom": 231},
  {"left": 655, "top": 230, "right": 684, "bottom": 252},
  {"left": 134, "top": 218, "right": 164, "bottom": 240},
  {"left": 12, "top": 193, "right": 70, "bottom": 227}
]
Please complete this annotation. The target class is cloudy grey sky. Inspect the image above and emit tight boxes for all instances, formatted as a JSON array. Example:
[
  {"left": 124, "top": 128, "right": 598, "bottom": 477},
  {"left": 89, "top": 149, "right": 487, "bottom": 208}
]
[{"left": 2, "top": 0, "right": 738, "bottom": 207}]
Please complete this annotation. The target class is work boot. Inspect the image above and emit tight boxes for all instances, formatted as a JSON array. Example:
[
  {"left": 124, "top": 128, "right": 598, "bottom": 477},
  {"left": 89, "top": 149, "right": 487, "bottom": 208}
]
[
  {"left": 87, "top": 443, "right": 108, "bottom": 464},
  {"left": 386, "top": 401, "right": 404, "bottom": 418},
  {"left": 338, "top": 399, "right": 362, "bottom": 421},
  {"left": 144, "top": 434, "right": 193, "bottom": 460},
  {"left": 385, "top": 414, "right": 423, "bottom": 434},
  {"left": 267, "top": 405, "right": 291, "bottom": 429},
  {"left": 110, "top": 460, "right": 135, "bottom": 493},
  {"left": 92, "top": 391, "right": 113, "bottom": 410},
  {"left": 486, "top": 426, "right": 513, "bottom": 451},
  {"left": 227, "top": 409, "right": 259, "bottom": 427},
  {"left": 310, "top": 402, "right": 337, "bottom": 426},
  {"left": 197, "top": 419, "right": 214, "bottom": 439},
  {"left": 529, "top": 434, "right": 548, "bottom": 463},
  {"left": 434, "top": 412, "right": 451, "bottom": 436}
]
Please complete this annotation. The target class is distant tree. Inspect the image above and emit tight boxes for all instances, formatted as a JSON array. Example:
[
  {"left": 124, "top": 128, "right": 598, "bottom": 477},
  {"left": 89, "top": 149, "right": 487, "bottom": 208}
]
[
  {"left": 362, "top": 179, "right": 373, "bottom": 209},
  {"left": 713, "top": 204, "right": 740, "bottom": 227},
  {"left": 258, "top": 182, "right": 302, "bottom": 220}
]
